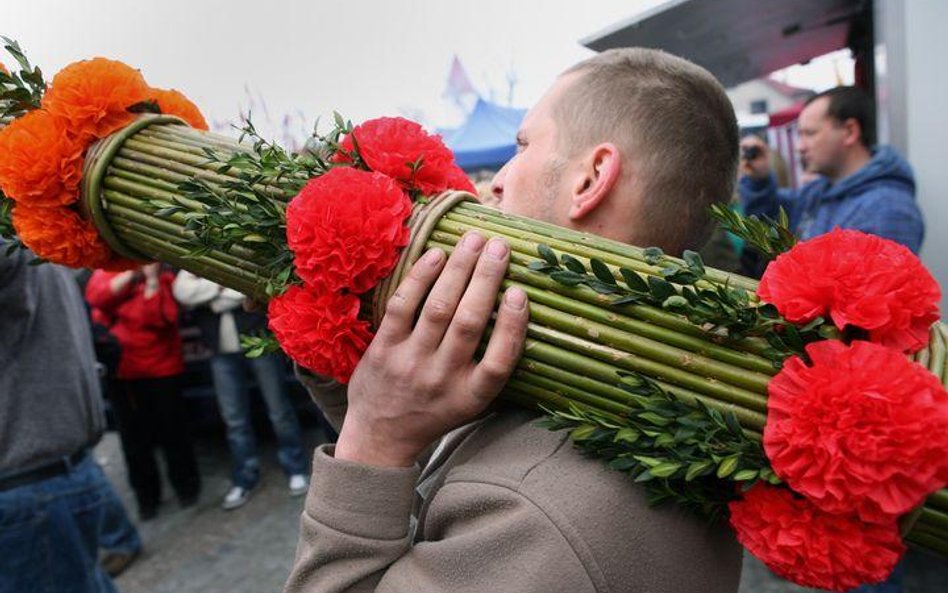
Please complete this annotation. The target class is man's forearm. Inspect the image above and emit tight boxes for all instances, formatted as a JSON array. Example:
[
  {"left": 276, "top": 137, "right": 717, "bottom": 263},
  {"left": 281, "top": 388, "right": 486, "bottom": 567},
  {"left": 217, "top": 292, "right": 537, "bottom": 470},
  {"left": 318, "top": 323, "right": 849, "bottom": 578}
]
[{"left": 284, "top": 445, "right": 419, "bottom": 593}]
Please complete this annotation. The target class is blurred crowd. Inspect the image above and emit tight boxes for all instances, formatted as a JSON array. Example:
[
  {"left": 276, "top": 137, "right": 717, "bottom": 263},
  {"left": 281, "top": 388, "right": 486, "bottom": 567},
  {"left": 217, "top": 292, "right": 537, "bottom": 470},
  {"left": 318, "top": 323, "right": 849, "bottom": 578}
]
[{"left": 1, "top": 250, "right": 332, "bottom": 591}]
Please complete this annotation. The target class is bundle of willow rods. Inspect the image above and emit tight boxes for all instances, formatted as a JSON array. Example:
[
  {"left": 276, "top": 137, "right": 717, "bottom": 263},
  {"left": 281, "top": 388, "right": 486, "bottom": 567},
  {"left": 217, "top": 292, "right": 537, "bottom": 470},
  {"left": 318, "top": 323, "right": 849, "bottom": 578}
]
[{"left": 81, "top": 116, "right": 948, "bottom": 555}]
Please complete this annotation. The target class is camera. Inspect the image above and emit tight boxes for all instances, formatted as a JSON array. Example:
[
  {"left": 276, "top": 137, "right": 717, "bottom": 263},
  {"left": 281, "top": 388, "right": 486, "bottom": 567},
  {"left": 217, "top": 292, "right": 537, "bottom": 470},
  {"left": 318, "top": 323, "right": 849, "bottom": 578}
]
[{"left": 741, "top": 145, "right": 762, "bottom": 161}]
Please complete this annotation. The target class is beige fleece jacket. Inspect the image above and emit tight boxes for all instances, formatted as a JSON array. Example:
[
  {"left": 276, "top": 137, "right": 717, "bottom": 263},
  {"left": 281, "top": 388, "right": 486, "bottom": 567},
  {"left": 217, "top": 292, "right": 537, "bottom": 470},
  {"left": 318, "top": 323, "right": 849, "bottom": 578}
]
[{"left": 285, "top": 375, "right": 742, "bottom": 593}]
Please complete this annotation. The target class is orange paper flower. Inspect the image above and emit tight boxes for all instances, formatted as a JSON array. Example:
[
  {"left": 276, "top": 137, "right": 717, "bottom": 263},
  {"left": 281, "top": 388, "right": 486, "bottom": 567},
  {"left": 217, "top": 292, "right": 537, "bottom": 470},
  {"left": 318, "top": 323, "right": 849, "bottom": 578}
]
[
  {"left": 150, "top": 88, "right": 208, "bottom": 130},
  {"left": 42, "top": 57, "right": 149, "bottom": 139},
  {"left": 12, "top": 204, "right": 112, "bottom": 268},
  {"left": 0, "top": 62, "right": 8, "bottom": 75},
  {"left": 0, "top": 109, "right": 86, "bottom": 207}
]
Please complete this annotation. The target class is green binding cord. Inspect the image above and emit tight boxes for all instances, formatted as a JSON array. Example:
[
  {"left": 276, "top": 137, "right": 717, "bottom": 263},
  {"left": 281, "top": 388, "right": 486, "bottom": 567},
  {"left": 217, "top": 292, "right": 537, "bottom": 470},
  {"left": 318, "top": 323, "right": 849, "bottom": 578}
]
[{"left": 80, "top": 114, "right": 189, "bottom": 261}]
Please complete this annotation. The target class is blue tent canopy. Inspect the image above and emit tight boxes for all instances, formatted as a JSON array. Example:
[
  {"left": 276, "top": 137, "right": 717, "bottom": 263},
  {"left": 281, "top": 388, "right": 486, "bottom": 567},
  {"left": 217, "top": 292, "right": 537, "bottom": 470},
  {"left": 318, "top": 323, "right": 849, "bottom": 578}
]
[{"left": 445, "top": 99, "right": 526, "bottom": 172}]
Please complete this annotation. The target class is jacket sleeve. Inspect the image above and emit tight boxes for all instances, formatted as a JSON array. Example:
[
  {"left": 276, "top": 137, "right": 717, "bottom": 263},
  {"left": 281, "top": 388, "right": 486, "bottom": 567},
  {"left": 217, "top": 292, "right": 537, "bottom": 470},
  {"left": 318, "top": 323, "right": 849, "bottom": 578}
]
[
  {"left": 85, "top": 270, "right": 131, "bottom": 313},
  {"left": 295, "top": 367, "right": 348, "bottom": 433},
  {"left": 284, "top": 447, "right": 597, "bottom": 593},
  {"left": 172, "top": 270, "right": 221, "bottom": 307},
  {"left": 738, "top": 173, "right": 801, "bottom": 225}
]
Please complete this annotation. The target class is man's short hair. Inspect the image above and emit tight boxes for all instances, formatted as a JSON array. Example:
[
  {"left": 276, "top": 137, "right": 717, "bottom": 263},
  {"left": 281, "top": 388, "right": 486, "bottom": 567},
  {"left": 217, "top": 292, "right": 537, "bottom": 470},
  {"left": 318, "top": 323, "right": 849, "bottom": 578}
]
[
  {"left": 805, "top": 86, "right": 875, "bottom": 148},
  {"left": 556, "top": 48, "right": 738, "bottom": 254}
]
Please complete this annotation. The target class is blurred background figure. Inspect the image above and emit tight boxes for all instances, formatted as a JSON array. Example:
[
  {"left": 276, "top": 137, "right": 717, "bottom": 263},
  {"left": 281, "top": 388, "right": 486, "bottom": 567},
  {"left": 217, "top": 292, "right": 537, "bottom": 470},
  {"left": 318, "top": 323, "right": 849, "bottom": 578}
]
[
  {"left": 0, "top": 244, "right": 133, "bottom": 593},
  {"left": 738, "top": 87, "right": 923, "bottom": 266},
  {"left": 86, "top": 263, "right": 200, "bottom": 520},
  {"left": 173, "top": 271, "right": 308, "bottom": 510}
]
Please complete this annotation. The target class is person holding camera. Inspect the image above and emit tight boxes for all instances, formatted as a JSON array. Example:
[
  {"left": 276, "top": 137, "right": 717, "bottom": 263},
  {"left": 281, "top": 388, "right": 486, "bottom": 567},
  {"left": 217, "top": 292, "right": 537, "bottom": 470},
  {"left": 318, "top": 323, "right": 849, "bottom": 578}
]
[
  {"left": 739, "top": 87, "right": 923, "bottom": 259},
  {"left": 86, "top": 263, "right": 201, "bottom": 520}
]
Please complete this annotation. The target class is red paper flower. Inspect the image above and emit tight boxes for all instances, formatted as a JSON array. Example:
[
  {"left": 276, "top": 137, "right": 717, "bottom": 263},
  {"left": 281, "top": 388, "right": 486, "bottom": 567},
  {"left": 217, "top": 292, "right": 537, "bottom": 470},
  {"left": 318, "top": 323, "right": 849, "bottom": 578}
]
[
  {"left": 149, "top": 88, "right": 209, "bottom": 130},
  {"left": 0, "top": 109, "right": 86, "bottom": 208},
  {"left": 12, "top": 205, "right": 112, "bottom": 268},
  {"left": 758, "top": 228, "right": 940, "bottom": 352},
  {"left": 267, "top": 285, "right": 373, "bottom": 383},
  {"left": 287, "top": 167, "right": 412, "bottom": 294},
  {"left": 335, "top": 116, "right": 475, "bottom": 195},
  {"left": 42, "top": 57, "right": 149, "bottom": 140},
  {"left": 765, "top": 339, "right": 948, "bottom": 523},
  {"left": 729, "top": 483, "right": 905, "bottom": 592}
]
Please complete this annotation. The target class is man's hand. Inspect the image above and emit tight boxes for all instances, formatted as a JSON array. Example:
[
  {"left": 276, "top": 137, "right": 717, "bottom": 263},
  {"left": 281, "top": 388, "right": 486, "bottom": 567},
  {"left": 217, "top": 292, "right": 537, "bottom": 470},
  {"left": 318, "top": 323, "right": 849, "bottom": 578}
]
[
  {"left": 739, "top": 136, "right": 771, "bottom": 180},
  {"left": 334, "top": 232, "right": 529, "bottom": 468}
]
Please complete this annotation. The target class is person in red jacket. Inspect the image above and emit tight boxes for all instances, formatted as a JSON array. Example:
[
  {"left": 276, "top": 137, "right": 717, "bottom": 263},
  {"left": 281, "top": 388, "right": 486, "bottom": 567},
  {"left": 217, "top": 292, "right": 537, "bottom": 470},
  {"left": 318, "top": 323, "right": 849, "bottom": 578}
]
[{"left": 86, "top": 263, "right": 200, "bottom": 520}]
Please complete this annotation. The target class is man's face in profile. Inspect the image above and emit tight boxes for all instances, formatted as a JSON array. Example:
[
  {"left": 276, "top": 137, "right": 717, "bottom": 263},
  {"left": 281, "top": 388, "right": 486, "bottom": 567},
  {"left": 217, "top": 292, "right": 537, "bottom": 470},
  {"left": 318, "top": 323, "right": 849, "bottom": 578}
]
[{"left": 490, "top": 75, "right": 579, "bottom": 228}]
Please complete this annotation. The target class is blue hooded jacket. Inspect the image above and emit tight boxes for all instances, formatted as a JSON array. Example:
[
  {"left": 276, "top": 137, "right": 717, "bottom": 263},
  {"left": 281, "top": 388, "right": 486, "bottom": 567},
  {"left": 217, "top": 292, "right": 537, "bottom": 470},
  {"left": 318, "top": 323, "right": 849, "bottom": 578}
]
[{"left": 739, "top": 146, "right": 924, "bottom": 253}]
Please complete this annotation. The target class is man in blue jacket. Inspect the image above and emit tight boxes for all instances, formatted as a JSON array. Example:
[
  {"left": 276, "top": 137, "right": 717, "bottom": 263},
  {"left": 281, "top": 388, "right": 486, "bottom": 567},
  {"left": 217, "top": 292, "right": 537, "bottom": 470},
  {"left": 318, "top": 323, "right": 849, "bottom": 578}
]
[{"left": 739, "top": 86, "right": 924, "bottom": 255}]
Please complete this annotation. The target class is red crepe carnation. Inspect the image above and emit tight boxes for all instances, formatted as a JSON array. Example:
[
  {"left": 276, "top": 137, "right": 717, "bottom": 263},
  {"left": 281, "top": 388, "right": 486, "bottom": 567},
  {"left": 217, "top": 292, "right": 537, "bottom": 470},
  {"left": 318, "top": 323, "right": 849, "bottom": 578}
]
[
  {"left": 267, "top": 285, "right": 373, "bottom": 383},
  {"left": 758, "top": 228, "right": 940, "bottom": 352},
  {"left": 765, "top": 339, "right": 948, "bottom": 523},
  {"left": 42, "top": 58, "right": 149, "bottom": 140},
  {"left": 729, "top": 484, "right": 904, "bottom": 592},
  {"left": 287, "top": 167, "right": 412, "bottom": 294},
  {"left": 149, "top": 88, "right": 209, "bottom": 130},
  {"left": 12, "top": 205, "right": 112, "bottom": 268},
  {"left": 335, "top": 117, "right": 475, "bottom": 195},
  {"left": 0, "top": 109, "right": 86, "bottom": 208}
]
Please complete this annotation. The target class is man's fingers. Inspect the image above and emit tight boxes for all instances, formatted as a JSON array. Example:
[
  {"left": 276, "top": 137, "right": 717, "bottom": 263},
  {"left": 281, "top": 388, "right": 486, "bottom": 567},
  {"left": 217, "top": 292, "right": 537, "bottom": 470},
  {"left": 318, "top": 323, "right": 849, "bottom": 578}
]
[
  {"left": 412, "top": 232, "right": 486, "bottom": 350},
  {"left": 438, "top": 238, "right": 511, "bottom": 364},
  {"left": 375, "top": 248, "right": 446, "bottom": 344},
  {"left": 469, "top": 286, "right": 529, "bottom": 401}
]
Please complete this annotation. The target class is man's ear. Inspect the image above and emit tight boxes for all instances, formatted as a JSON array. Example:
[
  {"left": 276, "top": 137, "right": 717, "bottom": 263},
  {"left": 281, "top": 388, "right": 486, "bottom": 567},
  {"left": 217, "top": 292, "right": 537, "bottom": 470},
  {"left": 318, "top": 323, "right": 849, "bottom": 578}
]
[
  {"left": 568, "top": 143, "right": 621, "bottom": 221},
  {"left": 841, "top": 117, "right": 863, "bottom": 148}
]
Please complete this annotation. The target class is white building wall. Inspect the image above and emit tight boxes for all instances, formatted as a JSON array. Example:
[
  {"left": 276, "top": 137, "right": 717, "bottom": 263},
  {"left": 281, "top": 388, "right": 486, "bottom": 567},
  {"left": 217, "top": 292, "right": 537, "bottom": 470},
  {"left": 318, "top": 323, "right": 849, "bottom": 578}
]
[{"left": 876, "top": 0, "right": 948, "bottom": 310}]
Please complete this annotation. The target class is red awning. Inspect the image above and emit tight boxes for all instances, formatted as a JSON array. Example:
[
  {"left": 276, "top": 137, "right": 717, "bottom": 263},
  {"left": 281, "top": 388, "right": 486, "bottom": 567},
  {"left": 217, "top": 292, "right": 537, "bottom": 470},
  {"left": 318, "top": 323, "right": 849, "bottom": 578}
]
[{"left": 769, "top": 102, "right": 805, "bottom": 127}]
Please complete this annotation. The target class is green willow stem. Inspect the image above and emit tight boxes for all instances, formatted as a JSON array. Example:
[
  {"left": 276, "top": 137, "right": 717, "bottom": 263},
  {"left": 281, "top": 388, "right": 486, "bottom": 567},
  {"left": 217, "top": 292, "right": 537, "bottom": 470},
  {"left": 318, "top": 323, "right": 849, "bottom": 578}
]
[
  {"left": 107, "top": 211, "right": 266, "bottom": 276},
  {"left": 510, "top": 369, "right": 633, "bottom": 416},
  {"left": 517, "top": 351, "right": 766, "bottom": 433},
  {"left": 931, "top": 324, "right": 947, "bottom": 381},
  {"left": 111, "top": 225, "right": 262, "bottom": 298},
  {"left": 526, "top": 299, "right": 771, "bottom": 394},
  {"left": 101, "top": 192, "right": 265, "bottom": 264},
  {"left": 490, "top": 326, "right": 767, "bottom": 432},
  {"left": 122, "top": 136, "right": 296, "bottom": 200},
  {"left": 430, "top": 237, "right": 773, "bottom": 403},
  {"left": 930, "top": 489, "right": 948, "bottom": 512},
  {"left": 109, "top": 167, "right": 180, "bottom": 193},
  {"left": 452, "top": 202, "right": 760, "bottom": 292},
  {"left": 104, "top": 174, "right": 198, "bottom": 206},
  {"left": 920, "top": 507, "right": 948, "bottom": 531},
  {"left": 481, "top": 319, "right": 767, "bottom": 428},
  {"left": 429, "top": 227, "right": 773, "bottom": 358},
  {"left": 504, "top": 379, "right": 625, "bottom": 423},
  {"left": 504, "top": 277, "right": 776, "bottom": 375},
  {"left": 524, "top": 321, "right": 767, "bottom": 412},
  {"left": 906, "top": 532, "right": 948, "bottom": 556},
  {"left": 117, "top": 146, "right": 247, "bottom": 189},
  {"left": 110, "top": 155, "right": 204, "bottom": 186}
]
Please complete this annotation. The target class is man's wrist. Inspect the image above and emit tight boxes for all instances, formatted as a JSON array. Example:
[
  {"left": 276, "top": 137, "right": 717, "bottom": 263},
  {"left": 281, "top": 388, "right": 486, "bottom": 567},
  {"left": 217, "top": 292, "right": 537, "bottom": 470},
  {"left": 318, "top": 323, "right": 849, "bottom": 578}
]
[{"left": 334, "top": 424, "right": 421, "bottom": 468}]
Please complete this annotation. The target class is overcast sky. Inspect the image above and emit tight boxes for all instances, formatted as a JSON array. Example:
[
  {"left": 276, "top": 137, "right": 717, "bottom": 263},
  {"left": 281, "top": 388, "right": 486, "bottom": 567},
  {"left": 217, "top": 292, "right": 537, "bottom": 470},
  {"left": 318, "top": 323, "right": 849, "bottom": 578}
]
[{"left": 4, "top": 0, "right": 850, "bottom": 143}]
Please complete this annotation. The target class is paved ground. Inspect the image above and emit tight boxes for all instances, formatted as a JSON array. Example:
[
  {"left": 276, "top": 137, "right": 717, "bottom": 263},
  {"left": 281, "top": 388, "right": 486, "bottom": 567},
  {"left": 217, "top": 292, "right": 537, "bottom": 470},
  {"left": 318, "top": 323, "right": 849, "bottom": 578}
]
[{"left": 96, "top": 427, "right": 947, "bottom": 593}]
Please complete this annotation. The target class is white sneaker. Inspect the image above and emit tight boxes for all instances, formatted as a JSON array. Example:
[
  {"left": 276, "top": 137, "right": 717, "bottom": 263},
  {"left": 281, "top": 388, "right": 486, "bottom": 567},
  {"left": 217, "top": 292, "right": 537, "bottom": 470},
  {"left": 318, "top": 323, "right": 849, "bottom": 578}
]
[
  {"left": 221, "top": 485, "right": 253, "bottom": 510},
  {"left": 288, "top": 474, "right": 309, "bottom": 497}
]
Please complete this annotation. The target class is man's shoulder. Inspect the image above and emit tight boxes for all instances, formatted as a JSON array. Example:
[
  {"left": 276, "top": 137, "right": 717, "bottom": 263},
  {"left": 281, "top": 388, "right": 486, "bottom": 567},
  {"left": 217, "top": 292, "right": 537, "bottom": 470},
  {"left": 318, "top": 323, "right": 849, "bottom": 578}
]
[
  {"left": 438, "top": 407, "right": 569, "bottom": 488},
  {"left": 433, "top": 407, "right": 743, "bottom": 593}
]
